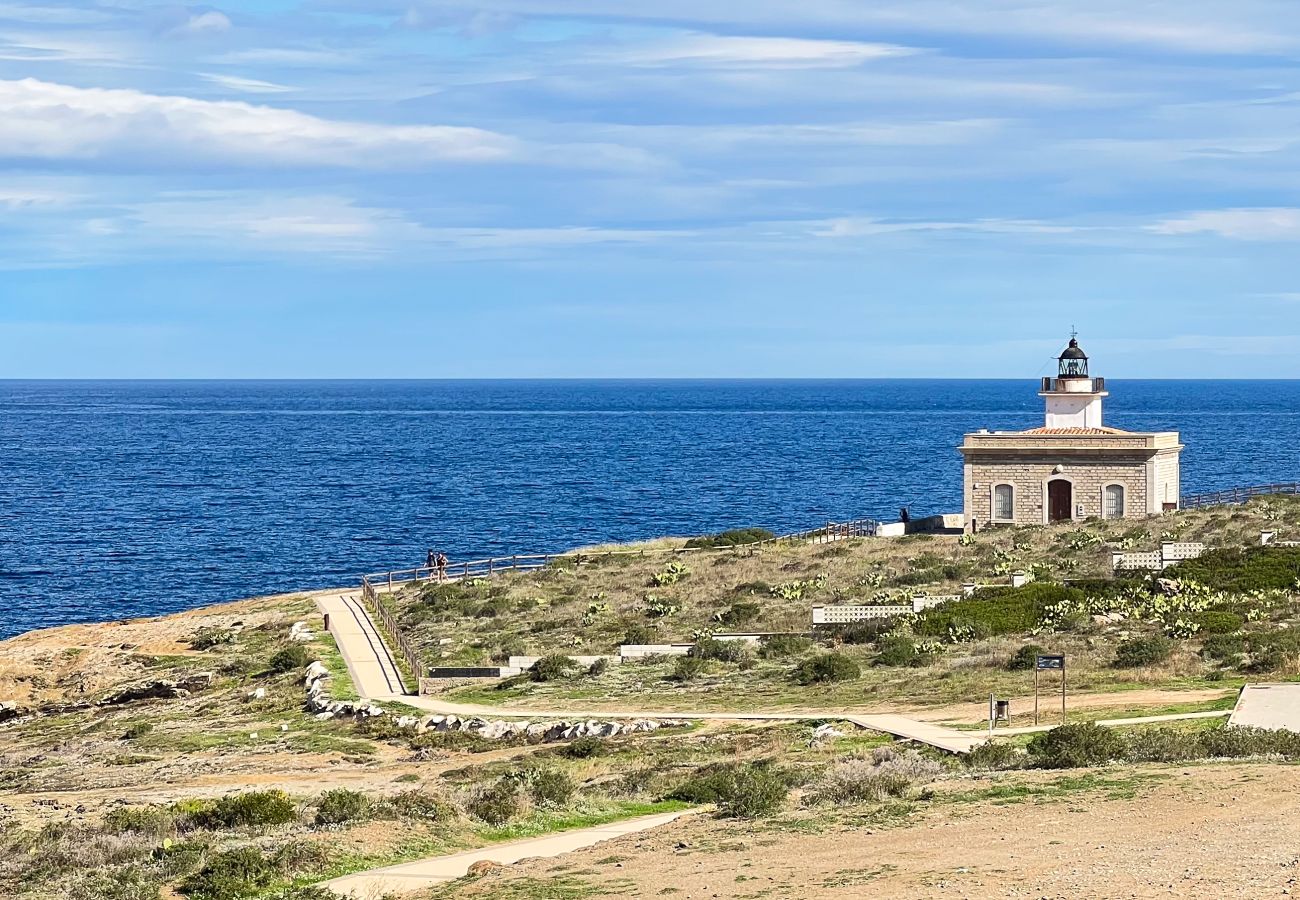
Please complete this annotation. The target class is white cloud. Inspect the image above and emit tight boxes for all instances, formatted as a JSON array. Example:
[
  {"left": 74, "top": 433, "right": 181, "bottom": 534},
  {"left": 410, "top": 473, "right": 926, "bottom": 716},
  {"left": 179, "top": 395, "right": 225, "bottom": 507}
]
[
  {"left": 166, "top": 10, "right": 232, "bottom": 38},
  {"left": 1149, "top": 208, "right": 1300, "bottom": 240},
  {"left": 0, "top": 78, "right": 519, "bottom": 168},
  {"left": 812, "top": 217, "right": 1086, "bottom": 237},
  {"left": 615, "top": 34, "right": 916, "bottom": 68},
  {"left": 0, "top": 186, "right": 71, "bottom": 207},
  {"left": 199, "top": 72, "right": 295, "bottom": 93}
]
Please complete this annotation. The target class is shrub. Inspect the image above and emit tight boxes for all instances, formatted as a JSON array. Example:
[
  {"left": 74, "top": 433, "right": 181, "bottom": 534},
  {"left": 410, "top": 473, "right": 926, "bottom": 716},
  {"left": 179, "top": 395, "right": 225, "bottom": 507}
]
[
  {"left": 382, "top": 789, "right": 452, "bottom": 822},
  {"left": 529, "top": 655, "right": 578, "bottom": 682},
  {"left": 557, "top": 736, "right": 607, "bottom": 759},
  {"left": 872, "top": 635, "right": 923, "bottom": 668},
  {"left": 526, "top": 769, "right": 576, "bottom": 807},
  {"left": 179, "top": 847, "right": 275, "bottom": 900},
  {"left": 268, "top": 644, "right": 311, "bottom": 674},
  {"left": 122, "top": 721, "right": 155, "bottom": 740},
  {"left": 1027, "top": 723, "right": 1125, "bottom": 769},
  {"left": 916, "top": 583, "right": 1084, "bottom": 638},
  {"left": 1191, "top": 611, "right": 1243, "bottom": 635},
  {"left": 691, "top": 637, "right": 749, "bottom": 663},
  {"left": 1198, "top": 725, "right": 1300, "bottom": 759},
  {"left": 720, "top": 602, "right": 761, "bottom": 627},
  {"left": 809, "top": 747, "right": 942, "bottom": 804},
  {"left": 190, "top": 628, "right": 234, "bottom": 651},
  {"left": 792, "top": 653, "right": 860, "bottom": 684},
  {"left": 71, "top": 867, "right": 162, "bottom": 900},
  {"left": 836, "top": 619, "right": 894, "bottom": 645},
  {"left": 184, "top": 790, "right": 298, "bottom": 830},
  {"left": 759, "top": 635, "right": 813, "bottom": 658},
  {"left": 1123, "top": 727, "right": 1202, "bottom": 763},
  {"left": 1113, "top": 635, "right": 1173, "bottom": 668},
  {"left": 673, "top": 656, "right": 708, "bottom": 681},
  {"left": 684, "top": 528, "right": 776, "bottom": 549},
  {"left": 467, "top": 780, "right": 522, "bottom": 826},
  {"left": 314, "top": 789, "right": 371, "bottom": 826},
  {"left": 964, "top": 741, "right": 1024, "bottom": 771},
  {"left": 1006, "top": 644, "right": 1047, "bottom": 671},
  {"left": 1165, "top": 545, "right": 1300, "bottom": 593},
  {"left": 620, "top": 623, "right": 658, "bottom": 645},
  {"left": 102, "top": 805, "right": 174, "bottom": 838},
  {"left": 587, "top": 658, "right": 609, "bottom": 677},
  {"left": 672, "top": 762, "right": 789, "bottom": 818}
]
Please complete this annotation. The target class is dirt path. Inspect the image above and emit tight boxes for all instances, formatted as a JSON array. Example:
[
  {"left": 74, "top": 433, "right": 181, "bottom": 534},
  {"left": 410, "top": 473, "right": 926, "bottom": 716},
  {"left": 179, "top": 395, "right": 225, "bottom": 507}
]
[{"left": 452, "top": 763, "right": 1300, "bottom": 899}]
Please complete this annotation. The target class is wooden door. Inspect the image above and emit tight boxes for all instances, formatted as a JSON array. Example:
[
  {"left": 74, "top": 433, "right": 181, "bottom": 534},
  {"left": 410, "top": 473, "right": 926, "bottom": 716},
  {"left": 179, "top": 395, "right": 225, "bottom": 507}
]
[{"left": 1048, "top": 479, "right": 1072, "bottom": 522}]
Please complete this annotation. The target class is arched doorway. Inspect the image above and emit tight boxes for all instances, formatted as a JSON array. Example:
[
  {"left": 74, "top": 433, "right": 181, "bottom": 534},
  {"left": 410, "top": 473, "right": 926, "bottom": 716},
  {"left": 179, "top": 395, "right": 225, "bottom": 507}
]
[{"left": 1047, "top": 479, "right": 1073, "bottom": 522}]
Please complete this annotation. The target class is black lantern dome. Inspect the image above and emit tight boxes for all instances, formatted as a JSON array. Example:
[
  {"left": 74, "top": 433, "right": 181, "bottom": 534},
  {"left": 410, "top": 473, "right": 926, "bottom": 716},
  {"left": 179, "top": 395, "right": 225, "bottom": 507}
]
[{"left": 1058, "top": 337, "right": 1089, "bottom": 379}]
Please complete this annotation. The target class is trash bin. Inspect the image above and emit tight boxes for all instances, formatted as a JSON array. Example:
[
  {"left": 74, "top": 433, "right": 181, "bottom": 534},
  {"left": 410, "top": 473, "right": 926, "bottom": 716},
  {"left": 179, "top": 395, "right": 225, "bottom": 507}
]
[
  {"left": 995, "top": 699, "right": 1011, "bottom": 723},
  {"left": 323, "top": 613, "right": 330, "bottom": 632}
]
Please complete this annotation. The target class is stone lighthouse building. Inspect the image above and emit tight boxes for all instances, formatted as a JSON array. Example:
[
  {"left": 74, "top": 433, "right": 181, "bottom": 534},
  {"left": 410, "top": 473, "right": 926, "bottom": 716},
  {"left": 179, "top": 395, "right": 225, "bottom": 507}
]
[{"left": 959, "top": 338, "right": 1183, "bottom": 528}]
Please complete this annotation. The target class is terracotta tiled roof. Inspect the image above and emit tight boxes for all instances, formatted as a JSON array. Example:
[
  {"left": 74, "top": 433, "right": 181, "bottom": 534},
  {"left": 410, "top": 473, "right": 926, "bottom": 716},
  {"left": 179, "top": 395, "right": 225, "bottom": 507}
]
[{"left": 1020, "top": 426, "right": 1130, "bottom": 435}]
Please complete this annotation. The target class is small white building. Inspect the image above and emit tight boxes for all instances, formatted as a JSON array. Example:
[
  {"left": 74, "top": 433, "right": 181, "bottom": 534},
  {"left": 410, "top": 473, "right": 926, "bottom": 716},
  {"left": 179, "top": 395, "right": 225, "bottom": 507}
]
[{"left": 959, "top": 337, "right": 1183, "bottom": 528}]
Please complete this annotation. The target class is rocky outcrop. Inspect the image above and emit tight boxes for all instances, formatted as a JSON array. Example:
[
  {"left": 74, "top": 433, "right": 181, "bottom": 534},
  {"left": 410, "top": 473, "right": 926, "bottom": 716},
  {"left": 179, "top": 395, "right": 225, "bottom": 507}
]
[
  {"left": 302, "top": 660, "right": 384, "bottom": 720},
  {"left": 0, "top": 701, "right": 29, "bottom": 724},
  {"left": 417, "top": 714, "right": 684, "bottom": 743},
  {"left": 97, "top": 672, "right": 215, "bottom": 706}
]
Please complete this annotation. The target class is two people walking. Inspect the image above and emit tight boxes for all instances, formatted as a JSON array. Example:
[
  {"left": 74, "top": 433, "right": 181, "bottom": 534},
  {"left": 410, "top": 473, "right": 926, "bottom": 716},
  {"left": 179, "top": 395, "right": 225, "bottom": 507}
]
[{"left": 425, "top": 549, "right": 448, "bottom": 582}]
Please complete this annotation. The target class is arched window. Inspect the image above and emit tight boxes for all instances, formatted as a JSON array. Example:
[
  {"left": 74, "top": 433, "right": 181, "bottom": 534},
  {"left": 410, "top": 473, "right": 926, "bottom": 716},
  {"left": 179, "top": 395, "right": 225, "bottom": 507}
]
[
  {"left": 993, "top": 484, "right": 1015, "bottom": 521},
  {"left": 1104, "top": 484, "right": 1125, "bottom": 519}
]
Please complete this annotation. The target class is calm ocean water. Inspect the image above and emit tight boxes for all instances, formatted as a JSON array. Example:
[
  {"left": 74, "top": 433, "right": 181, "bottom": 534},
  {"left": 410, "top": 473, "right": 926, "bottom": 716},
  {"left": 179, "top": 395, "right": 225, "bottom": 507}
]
[{"left": 1, "top": 379, "right": 1297, "bottom": 639}]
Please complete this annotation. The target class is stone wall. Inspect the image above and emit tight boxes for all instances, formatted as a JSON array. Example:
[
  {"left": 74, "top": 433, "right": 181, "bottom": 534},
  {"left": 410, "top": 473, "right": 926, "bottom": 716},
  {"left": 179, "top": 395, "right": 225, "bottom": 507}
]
[
  {"left": 1154, "top": 449, "right": 1181, "bottom": 509},
  {"left": 967, "top": 455, "right": 1150, "bottom": 525}
]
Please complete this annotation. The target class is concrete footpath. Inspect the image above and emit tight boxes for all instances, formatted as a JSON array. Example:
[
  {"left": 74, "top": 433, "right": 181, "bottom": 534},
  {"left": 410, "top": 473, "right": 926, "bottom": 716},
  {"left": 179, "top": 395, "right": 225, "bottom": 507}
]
[
  {"left": 1229, "top": 683, "right": 1300, "bottom": 730},
  {"left": 322, "top": 809, "right": 693, "bottom": 896},
  {"left": 316, "top": 592, "right": 406, "bottom": 699}
]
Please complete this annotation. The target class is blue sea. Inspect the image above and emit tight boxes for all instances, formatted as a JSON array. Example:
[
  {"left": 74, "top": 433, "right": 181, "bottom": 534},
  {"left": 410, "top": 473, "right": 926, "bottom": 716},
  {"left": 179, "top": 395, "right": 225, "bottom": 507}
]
[{"left": 1, "top": 379, "right": 1297, "bottom": 639}]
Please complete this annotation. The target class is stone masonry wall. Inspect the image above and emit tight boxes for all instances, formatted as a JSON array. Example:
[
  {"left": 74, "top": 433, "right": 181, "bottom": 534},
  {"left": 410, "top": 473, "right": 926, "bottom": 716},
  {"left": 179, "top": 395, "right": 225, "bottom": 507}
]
[{"left": 967, "top": 455, "right": 1150, "bottom": 526}]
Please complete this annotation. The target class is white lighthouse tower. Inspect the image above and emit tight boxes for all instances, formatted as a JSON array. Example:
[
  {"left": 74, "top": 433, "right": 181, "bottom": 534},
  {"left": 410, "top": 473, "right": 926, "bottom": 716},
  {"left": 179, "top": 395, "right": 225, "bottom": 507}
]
[{"left": 1039, "top": 336, "right": 1106, "bottom": 430}]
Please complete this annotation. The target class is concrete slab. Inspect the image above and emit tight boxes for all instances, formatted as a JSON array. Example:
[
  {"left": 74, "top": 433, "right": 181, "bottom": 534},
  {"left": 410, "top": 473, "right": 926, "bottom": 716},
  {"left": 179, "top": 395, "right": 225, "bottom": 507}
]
[
  {"left": 849, "top": 714, "right": 988, "bottom": 753},
  {"left": 322, "top": 810, "right": 692, "bottom": 896},
  {"left": 316, "top": 592, "right": 406, "bottom": 699},
  {"left": 1229, "top": 683, "right": 1300, "bottom": 732}
]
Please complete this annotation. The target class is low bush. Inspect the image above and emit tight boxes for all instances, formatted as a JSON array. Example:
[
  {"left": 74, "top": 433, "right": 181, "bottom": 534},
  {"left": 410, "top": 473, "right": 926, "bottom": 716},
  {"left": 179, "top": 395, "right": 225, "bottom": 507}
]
[
  {"left": 792, "top": 653, "right": 860, "bottom": 684},
  {"left": 1027, "top": 723, "right": 1125, "bottom": 769},
  {"left": 836, "top": 619, "right": 894, "bottom": 645},
  {"left": 1198, "top": 725, "right": 1300, "bottom": 759},
  {"left": 671, "top": 761, "right": 789, "bottom": 818},
  {"left": 529, "top": 655, "right": 578, "bottom": 682},
  {"left": 190, "top": 628, "right": 234, "bottom": 651},
  {"left": 558, "top": 736, "right": 608, "bottom": 759},
  {"left": 1191, "top": 610, "right": 1243, "bottom": 635},
  {"left": 467, "top": 780, "right": 522, "bottom": 826},
  {"left": 690, "top": 637, "right": 749, "bottom": 663},
  {"left": 809, "top": 747, "right": 942, "bottom": 804},
  {"left": 759, "top": 634, "right": 813, "bottom": 658},
  {"left": 179, "top": 847, "right": 275, "bottom": 900},
  {"left": 71, "top": 867, "right": 163, "bottom": 900},
  {"left": 720, "top": 601, "right": 761, "bottom": 627},
  {"left": 916, "top": 583, "right": 1083, "bottom": 638},
  {"left": 872, "top": 635, "right": 925, "bottom": 668},
  {"left": 964, "top": 740, "right": 1024, "bottom": 771},
  {"left": 587, "top": 658, "right": 609, "bottom": 677},
  {"left": 381, "top": 789, "right": 453, "bottom": 822},
  {"left": 1113, "top": 635, "right": 1172, "bottom": 668},
  {"left": 1122, "top": 727, "right": 1203, "bottom": 763},
  {"left": 673, "top": 656, "right": 708, "bottom": 681},
  {"left": 684, "top": 528, "right": 776, "bottom": 549},
  {"left": 314, "top": 789, "right": 371, "bottom": 827},
  {"left": 122, "top": 722, "right": 155, "bottom": 740},
  {"left": 102, "top": 805, "right": 175, "bottom": 838},
  {"left": 183, "top": 790, "right": 298, "bottom": 831},
  {"left": 1202, "top": 630, "right": 1300, "bottom": 673},
  {"left": 268, "top": 644, "right": 312, "bottom": 674},
  {"left": 525, "top": 769, "right": 576, "bottom": 807},
  {"left": 1165, "top": 545, "right": 1300, "bottom": 593},
  {"left": 620, "top": 623, "right": 658, "bottom": 645},
  {"left": 1006, "top": 644, "right": 1046, "bottom": 671}
]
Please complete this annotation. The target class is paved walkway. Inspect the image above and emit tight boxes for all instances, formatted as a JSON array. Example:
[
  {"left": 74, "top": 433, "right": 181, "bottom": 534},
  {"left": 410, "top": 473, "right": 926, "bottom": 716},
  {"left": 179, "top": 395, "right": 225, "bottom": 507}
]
[
  {"left": 317, "top": 595, "right": 986, "bottom": 753},
  {"left": 322, "top": 809, "right": 692, "bottom": 897},
  {"left": 1229, "top": 683, "right": 1300, "bottom": 731},
  {"left": 316, "top": 592, "right": 406, "bottom": 698}
]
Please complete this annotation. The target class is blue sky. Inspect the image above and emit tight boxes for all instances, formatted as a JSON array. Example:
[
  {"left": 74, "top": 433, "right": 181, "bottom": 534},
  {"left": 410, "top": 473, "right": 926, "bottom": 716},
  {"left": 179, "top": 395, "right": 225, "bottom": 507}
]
[{"left": 2, "top": 1, "right": 1300, "bottom": 377}]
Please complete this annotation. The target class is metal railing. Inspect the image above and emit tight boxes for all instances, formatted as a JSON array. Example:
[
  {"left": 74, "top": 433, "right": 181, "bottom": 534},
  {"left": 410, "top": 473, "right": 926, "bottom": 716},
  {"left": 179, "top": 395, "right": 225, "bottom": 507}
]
[
  {"left": 1180, "top": 483, "right": 1300, "bottom": 510},
  {"left": 358, "top": 517, "right": 881, "bottom": 680}
]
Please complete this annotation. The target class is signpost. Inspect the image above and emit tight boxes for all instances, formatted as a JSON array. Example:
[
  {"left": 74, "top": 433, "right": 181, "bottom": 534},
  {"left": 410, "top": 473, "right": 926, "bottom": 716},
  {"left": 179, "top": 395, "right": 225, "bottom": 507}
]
[{"left": 1034, "top": 654, "right": 1066, "bottom": 725}]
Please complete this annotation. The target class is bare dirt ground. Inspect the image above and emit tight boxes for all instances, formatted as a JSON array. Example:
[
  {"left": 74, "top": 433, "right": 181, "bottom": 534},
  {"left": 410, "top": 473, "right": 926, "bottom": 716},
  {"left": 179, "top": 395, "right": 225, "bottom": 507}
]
[{"left": 459, "top": 762, "right": 1300, "bottom": 899}]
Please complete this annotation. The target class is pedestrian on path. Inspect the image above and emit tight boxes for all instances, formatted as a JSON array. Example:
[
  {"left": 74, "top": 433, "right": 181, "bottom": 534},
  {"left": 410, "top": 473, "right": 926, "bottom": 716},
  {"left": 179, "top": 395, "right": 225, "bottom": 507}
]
[
  {"left": 425, "top": 549, "right": 436, "bottom": 577},
  {"left": 436, "top": 552, "right": 448, "bottom": 582}
]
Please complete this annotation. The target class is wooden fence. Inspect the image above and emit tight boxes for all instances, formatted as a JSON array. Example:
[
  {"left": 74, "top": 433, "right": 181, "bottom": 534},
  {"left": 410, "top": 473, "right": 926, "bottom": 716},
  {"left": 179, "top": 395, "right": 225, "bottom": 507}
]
[
  {"left": 1180, "top": 483, "right": 1300, "bottom": 510},
  {"left": 358, "top": 517, "right": 880, "bottom": 680}
]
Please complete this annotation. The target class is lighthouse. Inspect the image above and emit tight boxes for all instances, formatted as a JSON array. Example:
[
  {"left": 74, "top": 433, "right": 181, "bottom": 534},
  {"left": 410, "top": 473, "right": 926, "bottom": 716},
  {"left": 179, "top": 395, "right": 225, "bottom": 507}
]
[{"left": 959, "top": 336, "right": 1184, "bottom": 528}]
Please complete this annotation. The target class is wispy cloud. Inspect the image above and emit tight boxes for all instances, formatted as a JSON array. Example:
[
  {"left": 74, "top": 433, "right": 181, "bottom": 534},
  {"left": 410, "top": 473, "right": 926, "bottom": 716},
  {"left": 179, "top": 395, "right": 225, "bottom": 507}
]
[
  {"left": 1149, "top": 208, "right": 1300, "bottom": 241},
  {"left": 614, "top": 34, "right": 917, "bottom": 69},
  {"left": 199, "top": 72, "right": 295, "bottom": 93},
  {"left": 0, "top": 78, "right": 519, "bottom": 168},
  {"left": 163, "top": 10, "right": 231, "bottom": 38}
]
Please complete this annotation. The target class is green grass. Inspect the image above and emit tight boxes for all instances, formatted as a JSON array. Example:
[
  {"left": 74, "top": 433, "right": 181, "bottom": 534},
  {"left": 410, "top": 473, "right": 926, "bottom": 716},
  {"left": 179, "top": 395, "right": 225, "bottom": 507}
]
[{"left": 478, "top": 800, "right": 691, "bottom": 842}]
